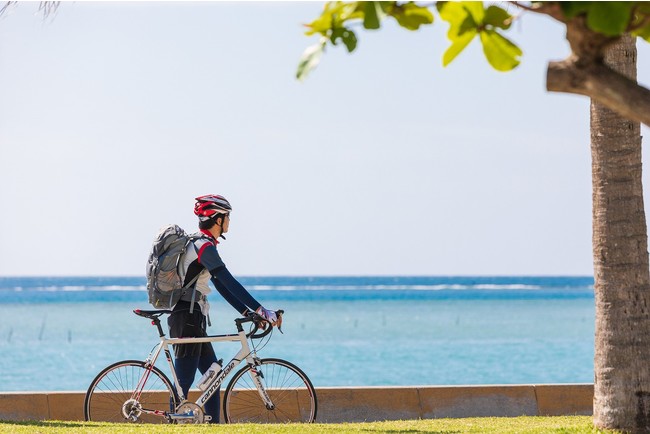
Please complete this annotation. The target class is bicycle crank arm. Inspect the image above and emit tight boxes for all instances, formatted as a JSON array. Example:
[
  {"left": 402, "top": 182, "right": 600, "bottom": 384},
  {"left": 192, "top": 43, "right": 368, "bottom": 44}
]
[
  {"left": 167, "top": 412, "right": 211, "bottom": 423},
  {"left": 168, "top": 412, "right": 198, "bottom": 421},
  {"left": 167, "top": 402, "right": 209, "bottom": 424}
]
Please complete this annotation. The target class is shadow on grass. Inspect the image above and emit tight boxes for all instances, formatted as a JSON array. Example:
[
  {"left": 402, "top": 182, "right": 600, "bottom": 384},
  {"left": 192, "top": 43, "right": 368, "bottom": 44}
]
[
  {"left": 1, "top": 421, "right": 94, "bottom": 428},
  {"left": 359, "top": 430, "right": 460, "bottom": 434},
  {"left": 1, "top": 420, "right": 462, "bottom": 433}
]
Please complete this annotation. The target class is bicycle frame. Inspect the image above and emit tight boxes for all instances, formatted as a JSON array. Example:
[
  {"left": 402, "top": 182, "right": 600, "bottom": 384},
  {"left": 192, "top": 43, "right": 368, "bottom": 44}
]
[{"left": 135, "top": 314, "right": 273, "bottom": 421}]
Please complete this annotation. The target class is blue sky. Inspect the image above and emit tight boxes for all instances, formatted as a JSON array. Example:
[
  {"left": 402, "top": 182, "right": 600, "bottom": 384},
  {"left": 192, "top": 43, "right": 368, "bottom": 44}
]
[{"left": 1, "top": 2, "right": 648, "bottom": 276}]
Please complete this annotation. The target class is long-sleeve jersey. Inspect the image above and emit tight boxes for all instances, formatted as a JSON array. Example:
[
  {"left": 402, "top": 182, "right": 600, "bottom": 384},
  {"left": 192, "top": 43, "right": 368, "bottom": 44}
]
[{"left": 181, "top": 230, "right": 261, "bottom": 315}]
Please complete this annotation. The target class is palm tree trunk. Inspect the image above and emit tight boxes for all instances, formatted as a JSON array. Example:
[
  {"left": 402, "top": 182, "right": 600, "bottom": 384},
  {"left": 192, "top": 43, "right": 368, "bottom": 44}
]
[{"left": 592, "top": 34, "right": 650, "bottom": 433}]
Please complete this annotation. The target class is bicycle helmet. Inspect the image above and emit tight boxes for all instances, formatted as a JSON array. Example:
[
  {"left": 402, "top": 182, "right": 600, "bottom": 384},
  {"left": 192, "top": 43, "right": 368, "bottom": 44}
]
[{"left": 194, "top": 194, "right": 232, "bottom": 222}]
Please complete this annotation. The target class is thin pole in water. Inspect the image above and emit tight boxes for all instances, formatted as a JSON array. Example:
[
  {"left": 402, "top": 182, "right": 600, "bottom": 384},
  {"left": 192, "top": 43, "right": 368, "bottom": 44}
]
[{"left": 38, "top": 316, "right": 46, "bottom": 340}]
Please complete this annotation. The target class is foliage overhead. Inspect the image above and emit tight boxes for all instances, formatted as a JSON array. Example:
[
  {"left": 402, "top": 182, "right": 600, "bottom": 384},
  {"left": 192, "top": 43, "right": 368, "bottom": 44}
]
[
  {"left": 296, "top": 1, "right": 650, "bottom": 80},
  {"left": 0, "top": 1, "right": 60, "bottom": 19}
]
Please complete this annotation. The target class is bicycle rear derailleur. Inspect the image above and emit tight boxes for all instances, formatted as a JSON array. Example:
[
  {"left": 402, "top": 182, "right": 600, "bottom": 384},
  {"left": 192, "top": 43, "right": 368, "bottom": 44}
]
[{"left": 122, "top": 398, "right": 142, "bottom": 422}]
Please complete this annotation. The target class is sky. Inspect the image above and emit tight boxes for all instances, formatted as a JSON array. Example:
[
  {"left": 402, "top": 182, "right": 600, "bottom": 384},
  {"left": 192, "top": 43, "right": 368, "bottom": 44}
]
[{"left": 1, "top": 1, "right": 649, "bottom": 277}]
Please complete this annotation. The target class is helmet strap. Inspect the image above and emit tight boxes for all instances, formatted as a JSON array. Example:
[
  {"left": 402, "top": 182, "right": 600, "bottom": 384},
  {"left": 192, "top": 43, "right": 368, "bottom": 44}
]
[{"left": 214, "top": 215, "right": 227, "bottom": 240}]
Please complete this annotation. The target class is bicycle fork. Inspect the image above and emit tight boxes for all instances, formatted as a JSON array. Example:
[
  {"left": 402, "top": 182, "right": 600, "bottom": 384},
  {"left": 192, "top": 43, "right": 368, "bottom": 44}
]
[{"left": 248, "top": 361, "right": 275, "bottom": 410}]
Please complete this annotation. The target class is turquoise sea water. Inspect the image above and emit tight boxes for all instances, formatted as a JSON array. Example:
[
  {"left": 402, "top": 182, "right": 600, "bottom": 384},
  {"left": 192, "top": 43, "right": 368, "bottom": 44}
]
[{"left": 0, "top": 276, "right": 595, "bottom": 392}]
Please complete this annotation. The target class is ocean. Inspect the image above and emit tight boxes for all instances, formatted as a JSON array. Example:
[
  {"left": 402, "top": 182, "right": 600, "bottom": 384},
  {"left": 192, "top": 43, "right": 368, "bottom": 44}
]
[{"left": 0, "top": 276, "right": 595, "bottom": 392}]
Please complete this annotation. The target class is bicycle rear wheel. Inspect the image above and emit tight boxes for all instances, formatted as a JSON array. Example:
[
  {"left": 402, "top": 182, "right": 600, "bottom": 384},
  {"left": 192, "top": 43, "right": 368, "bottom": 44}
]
[
  {"left": 223, "top": 358, "right": 317, "bottom": 423},
  {"left": 84, "top": 360, "right": 178, "bottom": 423}
]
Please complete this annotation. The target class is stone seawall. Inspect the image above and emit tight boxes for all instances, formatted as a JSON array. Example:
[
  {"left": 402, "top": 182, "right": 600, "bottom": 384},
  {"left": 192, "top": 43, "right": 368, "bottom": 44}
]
[{"left": 0, "top": 384, "right": 593, "bottom": 423}]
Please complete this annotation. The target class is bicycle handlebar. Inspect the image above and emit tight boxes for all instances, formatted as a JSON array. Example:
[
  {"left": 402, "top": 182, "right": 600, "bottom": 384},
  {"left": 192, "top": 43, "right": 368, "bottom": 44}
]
[
  {"left": 242, "top": 309, "right": 284, "bottom": 323},
  {"left": 239, "top": 309, "right": 284, "bottom": 339}
]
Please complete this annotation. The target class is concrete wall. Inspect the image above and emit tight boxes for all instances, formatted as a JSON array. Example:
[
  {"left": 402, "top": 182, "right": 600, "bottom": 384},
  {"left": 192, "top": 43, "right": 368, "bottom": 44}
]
[{"left": 0, "top": 384, "right": 593, "bottom": 423}]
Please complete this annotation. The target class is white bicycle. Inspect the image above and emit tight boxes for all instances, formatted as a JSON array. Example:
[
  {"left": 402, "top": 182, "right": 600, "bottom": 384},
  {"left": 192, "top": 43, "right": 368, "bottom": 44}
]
[{"left": 84, "top": 309, "right": 317, "bottom": 424}]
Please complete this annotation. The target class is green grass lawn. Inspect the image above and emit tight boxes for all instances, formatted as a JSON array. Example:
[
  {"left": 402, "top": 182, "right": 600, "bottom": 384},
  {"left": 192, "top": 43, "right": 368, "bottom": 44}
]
[{"left": 0, "top": 417, "right": 619, "bottom": 434}]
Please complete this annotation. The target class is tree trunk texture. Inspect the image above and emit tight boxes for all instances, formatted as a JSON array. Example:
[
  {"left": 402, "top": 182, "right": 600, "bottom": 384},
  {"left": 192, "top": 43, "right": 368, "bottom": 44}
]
[{"left": 592, "top": 34, "right": 650, "bottom": 433}]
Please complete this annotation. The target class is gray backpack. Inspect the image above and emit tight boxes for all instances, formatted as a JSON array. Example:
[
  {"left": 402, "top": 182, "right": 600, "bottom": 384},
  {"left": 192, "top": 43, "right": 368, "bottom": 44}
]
[{"left": 146, "top": 224, "right": 201, "bottom": 310}]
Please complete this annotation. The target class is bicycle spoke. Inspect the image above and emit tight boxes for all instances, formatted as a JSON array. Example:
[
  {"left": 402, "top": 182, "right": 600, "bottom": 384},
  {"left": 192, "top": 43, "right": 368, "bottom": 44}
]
[
  {"left": 85, "top": 361, "right": 176, "bottom": 424},
  {"left": 224, "top": 359, "right": 316, "bottom": 423}
]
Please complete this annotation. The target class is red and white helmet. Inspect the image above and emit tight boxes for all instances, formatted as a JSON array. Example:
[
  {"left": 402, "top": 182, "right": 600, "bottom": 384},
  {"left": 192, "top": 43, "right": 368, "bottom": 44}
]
[{"left": 194, "top": 194, "right": 232, "bottom": 222}]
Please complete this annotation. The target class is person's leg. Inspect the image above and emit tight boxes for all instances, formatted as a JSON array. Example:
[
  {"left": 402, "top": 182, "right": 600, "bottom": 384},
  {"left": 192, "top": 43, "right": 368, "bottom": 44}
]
[
  {"left": 174, "top": 356, "right": 200, "bottom": 403},
  {"left": 197, "top": 351, "right": 220, "bottom": 423}
]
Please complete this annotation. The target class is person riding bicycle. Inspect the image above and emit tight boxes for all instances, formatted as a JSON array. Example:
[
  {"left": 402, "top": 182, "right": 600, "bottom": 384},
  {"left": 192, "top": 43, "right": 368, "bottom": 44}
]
[{"left": 168, "top": 194, "right": 281, "bottom": 424}]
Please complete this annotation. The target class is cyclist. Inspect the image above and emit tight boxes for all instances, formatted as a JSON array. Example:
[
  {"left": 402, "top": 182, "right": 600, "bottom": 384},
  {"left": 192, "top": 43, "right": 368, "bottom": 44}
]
[{"left": 168, "top": 194, "right": 281, "bottom": 423}]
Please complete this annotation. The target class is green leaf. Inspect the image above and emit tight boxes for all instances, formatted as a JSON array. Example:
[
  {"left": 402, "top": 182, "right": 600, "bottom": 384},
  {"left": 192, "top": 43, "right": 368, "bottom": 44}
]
[
  {"left": 391, "top": 2, "right": 434, "bottom": 31},
  {"left": 363, "top": 1, "right": 383, "bottom": 29},
  {"left": 458, "top": 14, "right": 478, "bottom": 36},
  {"left": 633, "top": 24, "right": 650, "bottom": 42},
  {"left": 304, "top": 2, "right": 363, "bottom": 36},
  {"left": 560, "top": 2, "right": 592, "bottom": 19},
  {"left": 437, "top": 2, "right": 465, "bottom": 33},
  {"left": 304, "top": 13, "right": 332, "bottom": 36},
  {"left": 341, "top": 28, "right": 358, "bottom": 52},
  {"left": 637, "top": 2, "right": 650, "bottom": 15},
  {"left": 304, "top": 2, "right": 338, "bottom": 36},
  {"left": 586, "top": 2, "right": 633, "bottom": 36},
  {"left": 443, "top": 29, "right": 476, "bottom": 66},
  {"left": 480, "top": 30, "right": 522, "bottom": 71},
  {"left": 438, "top": 1, "right": 477, "bottom": 38},
  {"left": 462, "top": 1, "right": 485, "bottom": 23},
  {"left": 336, "top": 2, "right": 365, "bottom": 23},
  {"left": 296, "top": 39, "right": 326, "bottom": 81},
  {"left": 438, "top": 0, "right": 481, "bottom": 65},
  {"left": 483, "top": 5, "right": 512, "bottom": 30},
  {"left": 331, "top": 27, "right": 358, "bottom": 52}
]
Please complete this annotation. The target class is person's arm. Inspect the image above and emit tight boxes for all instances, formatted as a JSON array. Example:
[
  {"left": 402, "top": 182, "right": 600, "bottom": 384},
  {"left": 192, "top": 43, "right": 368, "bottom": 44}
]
[
  {"left": 210, "top": 272, "right": 249, "bottom": 314},
  {"left": 197, "top": 242, "right": 262, "bottom": 314},
  {"left": 211, "top": 267, "right": 261, "bottom": 314}
]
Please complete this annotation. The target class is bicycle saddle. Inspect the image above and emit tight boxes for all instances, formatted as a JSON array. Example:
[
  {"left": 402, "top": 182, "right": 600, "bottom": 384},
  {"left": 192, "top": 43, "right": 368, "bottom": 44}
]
[{"left": 134, "top": 309, "right": 173, "bottom": 319}]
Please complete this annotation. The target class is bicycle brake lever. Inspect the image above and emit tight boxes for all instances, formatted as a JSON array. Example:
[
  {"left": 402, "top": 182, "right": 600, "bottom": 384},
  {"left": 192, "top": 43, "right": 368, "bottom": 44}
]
[{"left": 276, "top": 310, "right": 284, "bottom": 334}]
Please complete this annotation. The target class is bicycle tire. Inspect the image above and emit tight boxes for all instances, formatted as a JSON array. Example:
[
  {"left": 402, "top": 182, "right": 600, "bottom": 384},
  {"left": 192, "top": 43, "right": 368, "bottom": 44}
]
[
  {"left": 84, "top": 359, "right": 178, "bottom": 423},
  {"left": 223, "top": 358, "right": 317, "bottom": 423}
]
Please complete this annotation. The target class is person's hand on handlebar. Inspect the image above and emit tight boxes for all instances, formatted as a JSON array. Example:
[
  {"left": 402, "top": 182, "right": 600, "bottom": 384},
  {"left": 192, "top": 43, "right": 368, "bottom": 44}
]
[{"left": 256, "top": 306, "right": 282, "bottom": 329}]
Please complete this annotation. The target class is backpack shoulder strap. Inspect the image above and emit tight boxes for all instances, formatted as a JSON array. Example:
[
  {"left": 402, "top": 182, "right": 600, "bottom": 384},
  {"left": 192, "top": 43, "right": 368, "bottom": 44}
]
[{"left": 182, "top": 233, "right": 211, "bottom": 314}]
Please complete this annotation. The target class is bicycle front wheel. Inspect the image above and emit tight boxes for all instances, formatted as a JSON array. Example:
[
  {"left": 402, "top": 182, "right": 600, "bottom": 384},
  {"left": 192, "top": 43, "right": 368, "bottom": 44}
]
[
  {"left": 223, "top": 358, "right": 317, "bottom": 423},
  {"left": 84, "top": 360, "right": 178, "bottom": 423}
]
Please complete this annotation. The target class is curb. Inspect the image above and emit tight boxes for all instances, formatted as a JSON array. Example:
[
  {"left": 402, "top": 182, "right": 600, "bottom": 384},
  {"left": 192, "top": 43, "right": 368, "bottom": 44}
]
[{"left": 0, "top": 384, "right": 593, "bottom": 423}]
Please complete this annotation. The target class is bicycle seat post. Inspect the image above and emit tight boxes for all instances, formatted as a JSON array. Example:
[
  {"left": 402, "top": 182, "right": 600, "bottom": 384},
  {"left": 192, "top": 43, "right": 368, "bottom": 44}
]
[{"left": 152, "top": 317, "right": 166, "bottom": 338}]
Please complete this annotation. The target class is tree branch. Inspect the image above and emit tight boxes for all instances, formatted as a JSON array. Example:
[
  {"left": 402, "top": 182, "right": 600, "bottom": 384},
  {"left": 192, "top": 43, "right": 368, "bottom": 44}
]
[
  {"left": 509, "top": 2, "right": 539, "bottom": 13},
  {"left": 627, "top": 10, "right": 650, "bottom": 33},
  {"left": 547, "top": 58, "right": 650, "bottom": 127},
  {"left": 509, "top": 1, "right": 566, "bottom": 22},
  {"left": 38, "top": 1, "right": 60, "bottom": 19},
  {"left": 0, "top": 1, "right": 59, "bottom": 19},
  {"left": 0, "top": 1, "right": 16, "bottom": 17}
]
